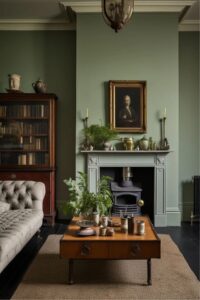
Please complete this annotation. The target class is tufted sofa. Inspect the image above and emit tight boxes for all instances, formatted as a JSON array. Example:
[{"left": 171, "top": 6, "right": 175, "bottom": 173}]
[{"left": 0, "top": 181, "right": 45, "bottom": 273}]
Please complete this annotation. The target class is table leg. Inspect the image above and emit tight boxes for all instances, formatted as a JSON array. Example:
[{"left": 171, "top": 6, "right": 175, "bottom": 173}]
[
  {"left": 147, "top": 258, "right": 152, "bottom": 285},
  {"left": 68, "top": 259, "right": 74, "bottom": 284}
]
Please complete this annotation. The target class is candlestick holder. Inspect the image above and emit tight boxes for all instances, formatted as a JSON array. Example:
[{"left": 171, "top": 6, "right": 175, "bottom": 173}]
[
  {"left": 82, "top": 116, "right": 88, "bottom": 129},
  {"left": 159, "top": 117, "right": 170, "bottom": 150},
  {"left": 81, "top": 117, "right": 91, "bottom": 150}
]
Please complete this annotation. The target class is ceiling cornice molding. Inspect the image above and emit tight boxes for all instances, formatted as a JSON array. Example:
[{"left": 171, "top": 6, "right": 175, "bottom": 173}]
[
  {"left": 0, "top": 18, "right": 198, "bottom": 31},
  {"left": 0, "top": 19, "right": 76, "bottom": 31},
  {"left": 179, "top": 20, "right": 200, "bottom": 31},
  {"left": 60, "top": 0, "right": 195, "bottom": 13}
]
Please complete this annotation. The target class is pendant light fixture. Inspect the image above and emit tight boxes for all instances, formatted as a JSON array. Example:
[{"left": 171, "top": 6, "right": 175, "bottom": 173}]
[{"left": 102, "top": 0, "right": 134, "bottom": 32}]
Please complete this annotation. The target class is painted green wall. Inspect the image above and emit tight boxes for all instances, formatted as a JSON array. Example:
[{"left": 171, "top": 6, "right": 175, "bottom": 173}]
[
  {"left": 0, "top": 22, "right": 198, "bottom": 224},
  {"left": 179, "top": 32, "right": 200, "bottom": 221},
  {"left": 76, "top": 13, "right": 180, "bottom": 225},
  {"left": 0, "top": 31, "right": 76, "bottom": 214}
]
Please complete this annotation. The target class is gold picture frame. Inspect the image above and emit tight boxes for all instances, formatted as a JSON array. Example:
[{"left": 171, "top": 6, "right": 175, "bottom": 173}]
[{"left": 109, "top": 80, "right": 147, "bottom": 133}]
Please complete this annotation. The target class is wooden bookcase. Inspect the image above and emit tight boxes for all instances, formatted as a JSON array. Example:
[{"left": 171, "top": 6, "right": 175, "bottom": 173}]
[{"left": 0, "top": 93, "right": 57, "bottom": 225}]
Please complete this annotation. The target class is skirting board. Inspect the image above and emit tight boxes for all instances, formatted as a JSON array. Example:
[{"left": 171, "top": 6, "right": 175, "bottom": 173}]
[
  {"left": 155, "top": 210, "right": 181, "bottom": 226},
  {"left": 166, "top": 211, "right": 181, "bottom": 226}
]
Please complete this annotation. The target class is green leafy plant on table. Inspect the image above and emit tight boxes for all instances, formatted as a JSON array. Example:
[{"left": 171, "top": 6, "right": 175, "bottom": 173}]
[
  {"left": 61, "top": 172, "right": 113, "bottom": 219},
  {"left": 83, "top": 124, "right": 118, "bottom": 149}
]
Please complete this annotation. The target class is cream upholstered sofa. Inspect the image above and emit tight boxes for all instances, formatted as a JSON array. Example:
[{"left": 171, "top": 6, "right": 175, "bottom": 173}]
[{"left": 0, "top": 181, "right": 45, "bottom": 273}]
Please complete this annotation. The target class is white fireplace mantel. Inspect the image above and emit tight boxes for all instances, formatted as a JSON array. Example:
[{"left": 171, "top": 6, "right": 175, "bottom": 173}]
[{"left": 82, "top": 150, "right": 172, "bottom": 227}]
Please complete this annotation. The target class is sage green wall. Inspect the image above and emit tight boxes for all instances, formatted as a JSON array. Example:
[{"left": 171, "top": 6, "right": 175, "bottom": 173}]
[
  {"left": 179, "top": 32, "right": 200, "bottom": 221},
  {"left": 0, "top": 31, "right": 76, "bottom": 214},
  {"left": 76, "top": 13, "right": 181, "bottom": 225}
]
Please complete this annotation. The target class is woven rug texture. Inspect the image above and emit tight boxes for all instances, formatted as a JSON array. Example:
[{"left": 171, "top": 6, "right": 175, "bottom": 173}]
[{"left": 12, "top": 234, "right": 200, "bottom": 300}]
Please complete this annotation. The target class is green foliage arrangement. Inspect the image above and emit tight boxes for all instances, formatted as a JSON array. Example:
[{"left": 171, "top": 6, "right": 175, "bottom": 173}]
[
  {"left": 83, "top": 124, "right": 118, "bottom": 149},
  {"left": 60, "top": 172, "right": 113, "bottom": 218}
]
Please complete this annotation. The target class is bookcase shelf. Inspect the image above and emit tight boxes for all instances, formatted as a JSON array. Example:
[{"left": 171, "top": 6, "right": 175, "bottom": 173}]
[
  {"left": 0, "top": 149, "right": 48, "bottom": 152},
  {"left": 0, "top": 117, "right": 49, "bottom": 120},
  {"left": 0, "top": 93, "right": 57, "bottom": 225}
]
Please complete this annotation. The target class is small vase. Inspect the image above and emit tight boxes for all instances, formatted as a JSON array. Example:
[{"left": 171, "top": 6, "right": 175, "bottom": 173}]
[
  {"left": 92, "top": 212, "right": 99, "bottom": 226},
  {"left": 32, "top": 79, "right": 47, "bottom": 94},
  {"left": 104, "top": 142, "right": 110, "bottom": 151},
  {"left": 139, "top": 136, "right": 149, "bottom": 150},
  {"left": 122, "top": 137, "right": 134, "bottom": 150},
  {"left": 101, "top": 215, "right": 108, "bottom": 227}
]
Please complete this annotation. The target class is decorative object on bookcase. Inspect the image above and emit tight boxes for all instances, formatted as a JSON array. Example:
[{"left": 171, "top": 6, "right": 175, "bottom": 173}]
[
  {"left": 8, "top": 74, "right": 21, "bottom": 91},
  {"left": 32, "top": 79, "right": 47, "bottom": 94},
  {"left": 0, "top": 93, "right": 57, "bottom": 225}
]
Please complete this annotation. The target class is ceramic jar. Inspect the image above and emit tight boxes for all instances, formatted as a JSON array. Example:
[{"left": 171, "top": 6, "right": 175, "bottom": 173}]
[
  {"left": 139, "top": 136, "right": 149, "bottom": 150},
  {"left": 122, "top": 137, "right": 134, "bottom": 150},
  {"left": 136, "top": 220, "right": 145, "bottom": 235},
  {"left": 32, "top": 79, "right": 47, "bottom": 93}
]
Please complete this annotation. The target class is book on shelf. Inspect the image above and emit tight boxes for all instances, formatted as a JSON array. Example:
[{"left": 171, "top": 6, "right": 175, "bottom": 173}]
[
  {"left": 27, "top": 153, "right": 34, "bottom": 165},
  {"left": 0, "top": 103, "right": 48, "bottom": 119},
  {"left": 35, "top": 138, "right": 41, "bottom": 150},
  {"left": 18, "top": 154, "right": 27, "bottom": 165},
  {"left": 0, "top": 106, "right": 7, "bottom": 117}
]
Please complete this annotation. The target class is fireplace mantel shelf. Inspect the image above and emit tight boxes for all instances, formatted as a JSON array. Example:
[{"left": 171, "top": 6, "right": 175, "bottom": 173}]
[{"left": 81, "top": 150, "right": 172, "bottom": 154}]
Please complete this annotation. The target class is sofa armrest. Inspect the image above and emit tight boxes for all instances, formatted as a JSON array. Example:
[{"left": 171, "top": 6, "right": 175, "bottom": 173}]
[
  {"left": 29, "top": 182, "right": 46, "bottom": 210},
  {"left": 0, "top": 181, "right": 46, "bottom": 210}
]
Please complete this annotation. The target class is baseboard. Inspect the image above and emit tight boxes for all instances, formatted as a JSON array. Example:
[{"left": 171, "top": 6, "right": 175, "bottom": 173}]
[{"left": 166, "top": 210, "right": 181, "bottom": 226}]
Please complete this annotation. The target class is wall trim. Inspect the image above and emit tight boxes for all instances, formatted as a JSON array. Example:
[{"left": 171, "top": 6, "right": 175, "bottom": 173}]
[
  {"left": 167, "top": 207, "right": 181, "bottom": 212},
  {"left": 0, "top": 18, "right": 198, "bottom": 32},
  {"left": 0, "top": 19, "right": 76, "bottom": 31},
  {"left": 60, "top": 0, "right": 195, "bottom": 13},
  {"left": 179, "top": 20, "right": 200, "bottom": 31}
]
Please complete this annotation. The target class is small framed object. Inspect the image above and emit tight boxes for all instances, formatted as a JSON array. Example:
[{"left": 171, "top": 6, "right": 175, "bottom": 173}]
[{"left": 109, "top": 80, "right": 147, "bottom": 133}]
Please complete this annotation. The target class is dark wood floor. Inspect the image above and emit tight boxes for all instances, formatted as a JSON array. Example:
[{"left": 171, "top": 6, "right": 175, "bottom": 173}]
[{"left": 0, "top": 222, "right": 199, "bottom": 300}]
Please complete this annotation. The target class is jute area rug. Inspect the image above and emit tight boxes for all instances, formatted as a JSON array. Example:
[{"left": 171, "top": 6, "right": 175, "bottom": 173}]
[{"left": 12, "top": 234, "right": 199, "bottom": 300}]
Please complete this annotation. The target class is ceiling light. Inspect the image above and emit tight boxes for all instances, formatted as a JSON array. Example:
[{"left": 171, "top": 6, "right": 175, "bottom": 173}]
[{"left": 102, "top": 0, "right": 134, "bottom": 32}]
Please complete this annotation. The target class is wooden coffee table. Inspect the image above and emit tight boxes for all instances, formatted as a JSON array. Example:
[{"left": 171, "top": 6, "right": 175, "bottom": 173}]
[{"left": 60, "top": 216, "right": 160, "bottom": 285}]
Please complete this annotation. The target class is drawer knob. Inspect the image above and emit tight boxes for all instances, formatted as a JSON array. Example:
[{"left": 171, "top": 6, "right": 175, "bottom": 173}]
[
  {"left": 130, "top": 243, "right": 141, "bottom": 257},
  {"left": 11, "top": 173, "right": 17, "bottom": 179},
  {"left": 81, "top": 242, "right": 91, "bottom": 256}
]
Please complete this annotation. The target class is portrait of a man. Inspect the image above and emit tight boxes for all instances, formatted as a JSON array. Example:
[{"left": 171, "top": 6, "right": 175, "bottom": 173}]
[
  {"left": 116, "top": 94, "right": 140, "bottom": 128},
  {"left": 109, "top": 81, "right": 146, "bottom": 133}
]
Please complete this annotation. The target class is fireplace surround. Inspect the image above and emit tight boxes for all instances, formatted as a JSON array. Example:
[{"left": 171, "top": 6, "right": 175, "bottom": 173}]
[{"left": 82, "top": 150, "right": 171, "bottom": 227}]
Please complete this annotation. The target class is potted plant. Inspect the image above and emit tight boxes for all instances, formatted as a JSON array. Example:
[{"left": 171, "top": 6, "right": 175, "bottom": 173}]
[
  {"left": 82, "top": 124, "right": 118, "bottom": 150},
  {"left": 60, "top": 172, "right": 113, "bottom": 220}
]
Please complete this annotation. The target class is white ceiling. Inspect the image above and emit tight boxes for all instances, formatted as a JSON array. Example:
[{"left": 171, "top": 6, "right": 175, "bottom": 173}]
[{"left": 0, "top": 0, "right": 199, "bottom": 30}]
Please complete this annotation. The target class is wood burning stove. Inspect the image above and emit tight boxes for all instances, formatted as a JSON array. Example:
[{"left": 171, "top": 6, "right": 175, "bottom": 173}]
[{"left": 111, "top": 167, "right": 143, "bottom": 216}]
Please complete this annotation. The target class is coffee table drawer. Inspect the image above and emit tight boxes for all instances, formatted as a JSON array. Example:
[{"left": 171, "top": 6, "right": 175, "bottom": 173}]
[
  {"left": 60, "top": 241, "right": 109, "bottom": 259},
  {"left": 109, "top": 241, "right": 160, "bottom": 259}
]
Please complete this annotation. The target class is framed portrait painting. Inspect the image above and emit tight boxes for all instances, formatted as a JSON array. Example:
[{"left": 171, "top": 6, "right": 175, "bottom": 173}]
[{"left": 109, "top": 80, "right": 147, "bottom": 133}]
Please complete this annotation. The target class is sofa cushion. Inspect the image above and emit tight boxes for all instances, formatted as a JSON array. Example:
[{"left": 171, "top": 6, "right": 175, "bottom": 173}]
[
  {"left": 0, "top": 202, "right": 10, "bottom": 213},
  {"left": 0, "top": 209, "right": 43, "bottom": 273}
]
